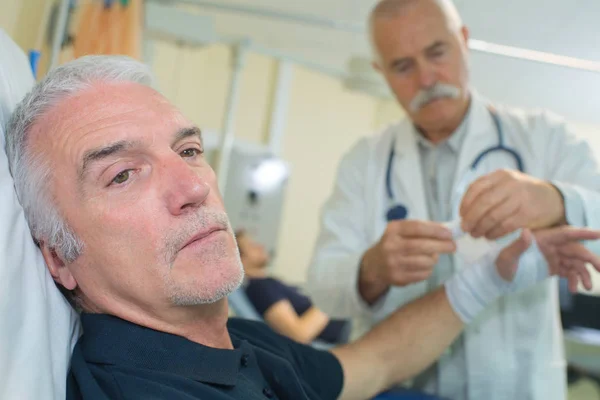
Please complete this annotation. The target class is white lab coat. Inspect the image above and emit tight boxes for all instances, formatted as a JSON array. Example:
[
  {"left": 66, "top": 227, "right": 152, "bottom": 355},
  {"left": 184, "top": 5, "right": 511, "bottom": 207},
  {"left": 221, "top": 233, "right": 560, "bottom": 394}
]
[
  {"left": 0, "top": 30, "right": 81, "bottom": 400},
  {"left": 307, "top": 93, "right": 600, "bottom": 400}
]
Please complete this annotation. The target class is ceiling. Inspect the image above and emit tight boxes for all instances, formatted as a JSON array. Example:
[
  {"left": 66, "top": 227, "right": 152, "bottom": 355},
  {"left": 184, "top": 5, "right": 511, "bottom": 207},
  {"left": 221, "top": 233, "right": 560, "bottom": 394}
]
[{"left": 155, "top": 0, "right": 600, "bottom": 124}]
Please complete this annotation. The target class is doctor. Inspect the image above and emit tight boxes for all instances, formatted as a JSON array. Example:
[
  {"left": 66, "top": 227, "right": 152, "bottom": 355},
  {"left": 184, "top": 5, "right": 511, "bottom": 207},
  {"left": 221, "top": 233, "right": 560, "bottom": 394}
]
[{"left": 307, "top": 0, "right": 600, "bottom": 399}]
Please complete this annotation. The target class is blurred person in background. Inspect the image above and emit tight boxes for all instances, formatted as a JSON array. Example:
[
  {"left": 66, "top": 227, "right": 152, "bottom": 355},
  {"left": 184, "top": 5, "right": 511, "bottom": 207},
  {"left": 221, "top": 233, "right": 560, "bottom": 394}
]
[{"left": 237, "top": 229, "right": 349, "bottom": 345}]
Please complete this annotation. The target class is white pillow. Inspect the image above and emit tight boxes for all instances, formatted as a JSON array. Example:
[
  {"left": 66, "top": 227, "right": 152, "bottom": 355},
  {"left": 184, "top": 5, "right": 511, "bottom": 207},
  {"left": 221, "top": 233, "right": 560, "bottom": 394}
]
[{"left": 0, "top": 29, "right": 80, "bottom": 399}]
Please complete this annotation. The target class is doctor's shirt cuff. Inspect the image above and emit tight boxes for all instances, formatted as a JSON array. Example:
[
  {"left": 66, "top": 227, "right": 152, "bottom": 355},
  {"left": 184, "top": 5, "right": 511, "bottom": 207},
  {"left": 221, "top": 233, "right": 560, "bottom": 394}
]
[{"left": 551, "top": 181, "right": 587, "bottom": 227}]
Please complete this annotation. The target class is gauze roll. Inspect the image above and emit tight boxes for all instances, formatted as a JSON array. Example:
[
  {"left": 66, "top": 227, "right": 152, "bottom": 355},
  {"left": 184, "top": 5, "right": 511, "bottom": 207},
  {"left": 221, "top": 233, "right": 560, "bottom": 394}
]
[{"left": 443, "top": 220, "right": 501, "bottom": 264}]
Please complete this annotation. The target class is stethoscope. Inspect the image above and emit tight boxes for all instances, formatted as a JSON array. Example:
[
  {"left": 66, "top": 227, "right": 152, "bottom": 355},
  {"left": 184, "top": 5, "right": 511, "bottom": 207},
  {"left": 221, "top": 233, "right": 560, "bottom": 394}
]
[{"left": 385, "top": 108, "right": 524, "bottom": 221}]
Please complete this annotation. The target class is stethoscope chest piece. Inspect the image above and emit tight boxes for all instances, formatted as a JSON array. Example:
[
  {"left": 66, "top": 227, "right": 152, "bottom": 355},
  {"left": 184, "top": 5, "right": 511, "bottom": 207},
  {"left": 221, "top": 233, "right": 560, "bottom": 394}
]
[{"left": 386, "top": 205, "right": 408, "bottom": 222}]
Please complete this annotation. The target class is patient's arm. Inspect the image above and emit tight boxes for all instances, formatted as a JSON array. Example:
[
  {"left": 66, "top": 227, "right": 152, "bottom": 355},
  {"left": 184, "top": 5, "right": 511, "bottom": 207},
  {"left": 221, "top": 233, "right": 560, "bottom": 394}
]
[
  {"left": 331, "top": 227, "right": 600, "bottom": 400},
  {"left": 264, "top": 302, "right": 330, "bottom": 344},
  {"left": 332, "top": 286, "right": 461, "bottom": 400}
]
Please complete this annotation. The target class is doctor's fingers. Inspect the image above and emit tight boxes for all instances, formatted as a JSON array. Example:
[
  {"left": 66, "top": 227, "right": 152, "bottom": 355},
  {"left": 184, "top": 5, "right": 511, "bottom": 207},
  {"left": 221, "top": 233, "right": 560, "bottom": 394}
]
[
  {"left": 467, "top": 195, "right": 521, "bottom": 239},
  {"left": 485, "top": 213, "right": 530, "bottom": 240},
  {"left": 460, "top": 186, "right": 515, "bottom": 236},
  {"left": 388, "top": 220, "right": 453, "bottom": 240},
  {"left": 381, "top": 253, "right": 435, "bottom": 273},
  {"left": 387, "top": 257, "right": 436, "bottom": 284},
  {"left": 459, "top": 170, "right": 512, "bottom": 218},
  {"left": 394, "top": 254, "right": 439, "bottom": 271},
  {"left": 391, "top": 238, "right": 456, "bottom": 256}
]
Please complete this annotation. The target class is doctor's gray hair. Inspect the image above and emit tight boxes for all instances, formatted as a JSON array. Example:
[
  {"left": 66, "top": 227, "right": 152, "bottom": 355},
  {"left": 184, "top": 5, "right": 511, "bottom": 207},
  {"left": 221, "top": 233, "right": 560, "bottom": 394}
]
[
  {"left": 5, "top": 55, "right": 155, "bottom": 263},
  {"left": 368, "top": 0, "right": 463, "bottom": 62}
]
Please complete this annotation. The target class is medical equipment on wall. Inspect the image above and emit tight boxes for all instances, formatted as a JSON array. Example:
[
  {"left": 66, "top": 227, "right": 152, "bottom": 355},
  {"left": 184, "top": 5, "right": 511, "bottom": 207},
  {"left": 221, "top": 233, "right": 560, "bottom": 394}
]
[
  {"left": 204, "top": 138, "right": 290, "bottom": 261},
  {"left": 385, "top": 107, "right": 524, "bottom": 222}
]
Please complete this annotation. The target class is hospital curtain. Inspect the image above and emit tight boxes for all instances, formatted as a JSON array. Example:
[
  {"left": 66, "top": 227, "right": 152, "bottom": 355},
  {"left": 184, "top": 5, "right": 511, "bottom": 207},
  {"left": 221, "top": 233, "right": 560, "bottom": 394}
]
[{"left": 72, "top": 0, "right": 142, "bottom": 60}]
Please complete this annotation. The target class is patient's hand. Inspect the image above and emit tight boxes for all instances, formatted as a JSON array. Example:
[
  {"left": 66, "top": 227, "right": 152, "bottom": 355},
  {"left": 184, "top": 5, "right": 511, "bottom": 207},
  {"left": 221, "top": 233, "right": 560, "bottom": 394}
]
[
  {"left": 536, "top": 227, "right": 600, "bottom": 292},
  {"left": 496, "top": 227, "right": 600, "bottom": 292}
]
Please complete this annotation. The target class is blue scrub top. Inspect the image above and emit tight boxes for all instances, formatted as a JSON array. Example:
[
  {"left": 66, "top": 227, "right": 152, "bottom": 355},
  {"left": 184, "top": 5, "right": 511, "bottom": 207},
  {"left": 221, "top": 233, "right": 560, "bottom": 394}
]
[{"left": 67, "top": 314, "right": 344, "bottom": 399}]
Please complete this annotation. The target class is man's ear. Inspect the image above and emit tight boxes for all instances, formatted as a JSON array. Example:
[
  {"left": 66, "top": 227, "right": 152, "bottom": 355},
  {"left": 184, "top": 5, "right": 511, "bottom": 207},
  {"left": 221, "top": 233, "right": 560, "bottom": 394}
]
[
  {"left": 40, "top": 243, "right": 78, "bottom": 290},
  {"left": 461, "top": 26, "right": 470, "bottom": 48}
]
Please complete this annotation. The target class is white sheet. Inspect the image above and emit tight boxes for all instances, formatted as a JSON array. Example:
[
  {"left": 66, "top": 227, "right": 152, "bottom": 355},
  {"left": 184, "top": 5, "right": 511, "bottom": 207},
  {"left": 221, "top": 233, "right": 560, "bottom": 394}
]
[{"left": 0, "top": 29, "right": 80, "bottom": 400}]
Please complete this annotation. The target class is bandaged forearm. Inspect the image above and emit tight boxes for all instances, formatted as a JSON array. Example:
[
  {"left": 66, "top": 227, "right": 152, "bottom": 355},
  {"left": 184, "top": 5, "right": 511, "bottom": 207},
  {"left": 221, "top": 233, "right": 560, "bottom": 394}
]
[{"left": 444, "top": 238, "right": 549, "bottom": 324}]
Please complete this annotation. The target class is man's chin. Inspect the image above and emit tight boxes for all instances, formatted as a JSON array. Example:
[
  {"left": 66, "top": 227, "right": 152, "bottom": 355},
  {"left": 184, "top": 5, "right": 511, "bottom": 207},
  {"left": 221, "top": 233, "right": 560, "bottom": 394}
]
[{"left": 167, "top": 260, "right": 244, "bottom": 307}]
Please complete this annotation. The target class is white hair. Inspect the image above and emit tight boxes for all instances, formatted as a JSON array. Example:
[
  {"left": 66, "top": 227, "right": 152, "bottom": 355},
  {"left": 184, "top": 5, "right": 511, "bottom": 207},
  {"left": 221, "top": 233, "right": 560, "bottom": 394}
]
[
  {"left": 368, "top": 0, "right": 464, "bottom": 62},
  {"left": 5, "top": 55, "right": 155, "bottom": 262}
]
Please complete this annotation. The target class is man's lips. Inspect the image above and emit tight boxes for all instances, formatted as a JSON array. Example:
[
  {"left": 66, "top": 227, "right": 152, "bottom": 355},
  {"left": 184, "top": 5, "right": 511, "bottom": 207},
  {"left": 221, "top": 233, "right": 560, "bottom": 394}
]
[{"left": 181, "top": 227, "right": 225, "bottom": 250}]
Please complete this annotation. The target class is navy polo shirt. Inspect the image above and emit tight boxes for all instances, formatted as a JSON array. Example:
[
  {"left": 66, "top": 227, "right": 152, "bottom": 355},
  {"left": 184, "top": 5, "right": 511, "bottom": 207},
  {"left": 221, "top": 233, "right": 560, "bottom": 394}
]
[{"left": 66, "top": 314, "right": 344, "bottom": 399}]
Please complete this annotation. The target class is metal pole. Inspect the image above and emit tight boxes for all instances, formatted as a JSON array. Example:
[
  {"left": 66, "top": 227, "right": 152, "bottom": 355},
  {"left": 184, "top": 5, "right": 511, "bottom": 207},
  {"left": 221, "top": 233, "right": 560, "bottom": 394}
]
[
  {"left": 267, "top": 60, "right": 293, "bottom": 156},
  {"left": 215, "top": 41, "right": 249, "bottom": 197},
  {"left": 50, "top": 0, "right": 70, "bottom": 70}
]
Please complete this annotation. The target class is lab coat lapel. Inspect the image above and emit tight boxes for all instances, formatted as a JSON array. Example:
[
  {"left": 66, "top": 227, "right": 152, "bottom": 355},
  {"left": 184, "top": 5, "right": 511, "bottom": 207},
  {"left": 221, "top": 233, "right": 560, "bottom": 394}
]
[
  {"left": 450, "top": 94, "right": 498, "bottom": 216},
  {"left": 392, "top": 121, "right": 430, "bottom": 220}
]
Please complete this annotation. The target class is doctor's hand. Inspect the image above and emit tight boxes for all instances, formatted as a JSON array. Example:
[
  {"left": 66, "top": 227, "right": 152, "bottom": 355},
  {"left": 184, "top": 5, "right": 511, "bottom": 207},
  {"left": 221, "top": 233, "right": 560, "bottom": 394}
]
[
  {"left": 459, "top": 169, "right": 566, "bottom": 240},
  {"left": 358, "top": 220, "right": 456, "bottom": 305},
  {"left": 495, "top": 227, "right": 600, "bottom": 293}
]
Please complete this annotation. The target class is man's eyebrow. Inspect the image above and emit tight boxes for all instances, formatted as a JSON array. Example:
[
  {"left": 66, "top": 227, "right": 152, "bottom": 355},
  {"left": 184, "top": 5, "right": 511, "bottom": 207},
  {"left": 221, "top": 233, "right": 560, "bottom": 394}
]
[
  {"left": 171, "top": 126, "right": 203, "bottom": 147},
  {"left": 425, "top": 40, "right": 446, "bottom": 53},
  {"left": 390, "top": 56, "right": 411, "bottom": 70},
  {"left": 79, "top": 140, "right": 137, "bottom": 180}
]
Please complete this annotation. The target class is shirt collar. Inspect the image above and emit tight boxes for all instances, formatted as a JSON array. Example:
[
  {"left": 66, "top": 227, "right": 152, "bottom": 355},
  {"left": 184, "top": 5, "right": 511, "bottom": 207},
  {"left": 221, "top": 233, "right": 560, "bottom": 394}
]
[
  {"left": 415, "top": 100, "right": 473, "bottom": 153},
  {"left": 78, "top": 313, "right": 247, "bottom": 386}
]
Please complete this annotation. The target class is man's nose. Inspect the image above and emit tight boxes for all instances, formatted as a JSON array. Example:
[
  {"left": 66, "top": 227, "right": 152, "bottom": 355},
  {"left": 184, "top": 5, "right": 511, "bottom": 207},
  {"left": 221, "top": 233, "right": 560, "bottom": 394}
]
[
  {"left": 163, "top": 157, "right": 210, "bottom": 216},
  {"left": 417, "top": 62, "right": 437, "bottom": 89}
]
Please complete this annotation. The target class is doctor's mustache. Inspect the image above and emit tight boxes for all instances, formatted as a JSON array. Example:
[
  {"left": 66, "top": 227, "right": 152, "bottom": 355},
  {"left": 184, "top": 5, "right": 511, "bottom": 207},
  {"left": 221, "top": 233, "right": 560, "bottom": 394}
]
[{"left": 409, "top": 82, "right": 462, "bottom": 112}]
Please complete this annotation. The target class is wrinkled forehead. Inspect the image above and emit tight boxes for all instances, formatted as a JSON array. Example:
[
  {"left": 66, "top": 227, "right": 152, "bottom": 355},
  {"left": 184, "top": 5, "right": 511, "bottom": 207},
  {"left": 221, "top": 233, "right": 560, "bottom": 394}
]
[{"left": 29, "top": 82, "right": 189, "bottom": 165}]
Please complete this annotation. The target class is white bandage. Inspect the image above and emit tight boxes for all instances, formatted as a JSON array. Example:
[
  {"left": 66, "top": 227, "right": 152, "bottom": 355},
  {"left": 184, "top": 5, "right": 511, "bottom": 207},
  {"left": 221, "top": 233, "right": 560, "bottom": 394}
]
[
  {"left": 444, "top": 228, "right": 549, "bottom": 324},
  {"left": 443, "top": 220, "right": 500, "bottom": 264}
]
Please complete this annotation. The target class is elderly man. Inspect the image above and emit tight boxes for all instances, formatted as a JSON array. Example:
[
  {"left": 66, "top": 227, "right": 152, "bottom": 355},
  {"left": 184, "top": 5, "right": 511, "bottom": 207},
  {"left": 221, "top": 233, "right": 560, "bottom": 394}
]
[
  {"left": 5, "top": 55, "right": 600, "bottom": 400},
  {"left": 307, "top": 0, "right": 600, "bottom": 399}
]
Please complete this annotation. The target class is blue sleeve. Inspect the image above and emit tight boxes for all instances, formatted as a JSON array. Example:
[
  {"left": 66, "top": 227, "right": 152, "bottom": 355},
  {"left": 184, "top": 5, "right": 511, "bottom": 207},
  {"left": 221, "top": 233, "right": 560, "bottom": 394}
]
[{"left": 244, "top": 278, "right": 290, "bottom": 316}]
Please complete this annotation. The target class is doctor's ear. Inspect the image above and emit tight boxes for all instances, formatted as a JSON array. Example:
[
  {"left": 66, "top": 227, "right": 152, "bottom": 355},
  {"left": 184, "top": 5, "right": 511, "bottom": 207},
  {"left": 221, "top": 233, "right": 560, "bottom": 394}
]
[
  {"left": 460, "top": 26, "right": 470, "bottom": 46},
  {"left": 39, "top": 242, "right": 78, "bottom": 291}
]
